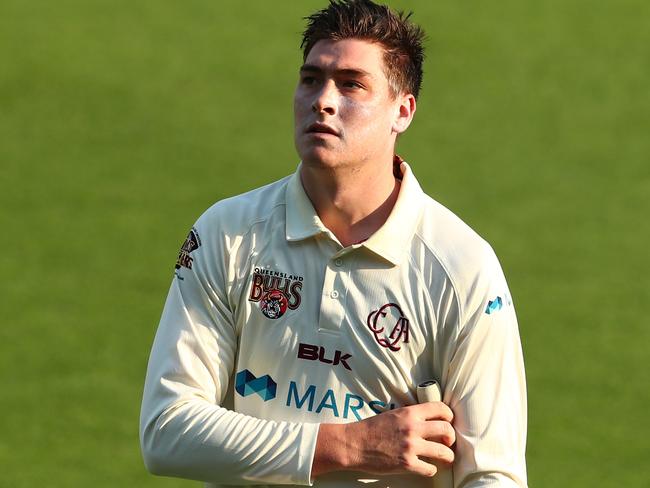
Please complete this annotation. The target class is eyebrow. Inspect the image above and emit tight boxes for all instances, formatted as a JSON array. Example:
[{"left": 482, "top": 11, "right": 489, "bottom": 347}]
[{"left": 299, "top": 64, "right": 373, "bottom": 78}]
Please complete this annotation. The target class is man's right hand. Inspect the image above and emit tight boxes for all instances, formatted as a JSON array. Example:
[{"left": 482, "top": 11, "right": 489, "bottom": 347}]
[{"left": 312, "top": 402, "right": 455, "bottom": 478}]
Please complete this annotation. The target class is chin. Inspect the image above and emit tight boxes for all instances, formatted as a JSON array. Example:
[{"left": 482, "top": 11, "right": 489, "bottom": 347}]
[{"left": 297, "top": 146, "right": 342, "bottom": 169}]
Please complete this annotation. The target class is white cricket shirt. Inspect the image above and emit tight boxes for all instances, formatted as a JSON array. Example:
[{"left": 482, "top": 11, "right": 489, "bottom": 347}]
[{"left": 140, "top": 162, "right": 528, "bottom": 487}]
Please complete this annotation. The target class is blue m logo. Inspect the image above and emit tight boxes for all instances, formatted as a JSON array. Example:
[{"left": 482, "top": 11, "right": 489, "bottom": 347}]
[
  {"left": 485, "top": 296, "right": 503, "bottom": 314},
  {"left": 235, "top": 369, "right": 277, "bottom": 401}
]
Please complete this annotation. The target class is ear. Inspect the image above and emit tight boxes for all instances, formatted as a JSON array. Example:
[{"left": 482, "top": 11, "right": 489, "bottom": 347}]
[{"left": 392, "top": 93, "right": 417, "bottom": 135}]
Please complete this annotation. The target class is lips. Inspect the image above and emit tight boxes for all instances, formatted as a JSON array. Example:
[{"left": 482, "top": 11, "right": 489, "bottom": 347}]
[{"left": 306, "top": 122, "right": 339, "bottom": 136}]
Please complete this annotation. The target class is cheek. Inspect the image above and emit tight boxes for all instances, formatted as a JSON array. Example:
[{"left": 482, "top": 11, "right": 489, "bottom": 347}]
[
  {"left": 341, "top": 99, "right": 393, "bottom": 135},
  {"left": 293, "top": 91, "right": 309, "bottom": 116}
]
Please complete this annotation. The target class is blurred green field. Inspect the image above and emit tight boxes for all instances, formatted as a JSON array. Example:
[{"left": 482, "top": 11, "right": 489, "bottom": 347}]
[{"left": 1, "top": 0, "right": 648, "bottom": 486}]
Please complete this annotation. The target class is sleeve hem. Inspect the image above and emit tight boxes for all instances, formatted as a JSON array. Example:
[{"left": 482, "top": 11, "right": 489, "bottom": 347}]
[{"left": 298, "top": 422, "right": 320, "bottom": 486}]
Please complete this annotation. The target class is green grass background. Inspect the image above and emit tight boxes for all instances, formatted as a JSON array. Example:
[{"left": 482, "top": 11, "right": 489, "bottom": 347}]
[{"left": 1, "top": 0, "right": 648, "bottom": 486}]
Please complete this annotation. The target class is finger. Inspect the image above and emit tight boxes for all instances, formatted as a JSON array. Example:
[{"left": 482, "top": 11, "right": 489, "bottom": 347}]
[
  {"left": 410, "top": 401, "right": 454, "bottom": 422},
  {"left": 406, "top": 457, "right": 439, "bottom": 478},
  {"left": 416, "top": 439, "right": 455, "bottom": 465},
  {"left": 421, "top": 420, "right": 456, "bottom": 447}
]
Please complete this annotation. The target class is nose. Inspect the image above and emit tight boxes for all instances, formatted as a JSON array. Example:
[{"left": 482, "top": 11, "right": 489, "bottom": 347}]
[{"left": 312, "top": 80, "right": 337, "bottom": 115}]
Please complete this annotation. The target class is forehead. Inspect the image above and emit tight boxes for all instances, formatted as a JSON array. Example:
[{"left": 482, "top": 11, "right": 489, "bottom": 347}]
[{"left": 303, "top": 38, "right": 387, "bottom": 77}]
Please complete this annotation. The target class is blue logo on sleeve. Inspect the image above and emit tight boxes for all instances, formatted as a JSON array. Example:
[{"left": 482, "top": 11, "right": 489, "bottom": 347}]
[
  {"left": 235, "top": 369, "right": 277, "bottom": 401},
  {"left": 485, "top": 296, "right": 503, "bottom": 314}
]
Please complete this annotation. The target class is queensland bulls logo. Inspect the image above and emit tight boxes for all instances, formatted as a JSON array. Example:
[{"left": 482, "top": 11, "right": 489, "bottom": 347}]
[
  {"left": 260, "top": 289, "right": 289, "bottom": 319},
  {"left": 249, "top": 267, "right": 303, "bottom": 319},
  {"left": 367, "top": 303, "right": 410, "bottom": 351}
]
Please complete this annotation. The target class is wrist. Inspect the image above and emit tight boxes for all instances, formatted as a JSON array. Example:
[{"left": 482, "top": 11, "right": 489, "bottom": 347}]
[{"left": 313, "top": 423, "right": 353, "bottom": 477}]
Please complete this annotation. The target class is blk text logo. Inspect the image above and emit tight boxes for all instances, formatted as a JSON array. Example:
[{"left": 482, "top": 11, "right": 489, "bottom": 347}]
[
  {"left": 298, "top": 342, "right": 352, "bottom": 370},
  {"left": 367, "top": 303, "right": 410, "bottom": 351}
]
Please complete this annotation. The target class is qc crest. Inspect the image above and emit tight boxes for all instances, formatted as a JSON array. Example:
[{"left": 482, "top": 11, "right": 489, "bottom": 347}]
[{"left": 367, "top": 303, "right": 410, "bottom": 351}]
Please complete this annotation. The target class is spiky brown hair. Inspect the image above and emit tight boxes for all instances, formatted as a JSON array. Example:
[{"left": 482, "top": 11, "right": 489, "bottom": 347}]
[{"left": 301, "top": 0, "right": 426, "bottom": 99}]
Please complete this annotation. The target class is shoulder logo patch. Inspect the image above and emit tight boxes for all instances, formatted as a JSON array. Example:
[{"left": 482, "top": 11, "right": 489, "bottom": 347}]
[
  {"left": 485, "top": 292, "right": 513, "bottom": 314},
  {"left": 485, "top": 296, "right": 503, "bottom": 314},
  {"left": 175, "top": 227, "right": 201, "bottom": 270}
]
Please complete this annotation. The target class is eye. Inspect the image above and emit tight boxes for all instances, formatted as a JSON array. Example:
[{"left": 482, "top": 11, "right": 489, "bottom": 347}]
[
  {"left": 301, "top": 75, "right": 317, "bottom": 86},
  {"left": 342, "top": 80, "right": 363, "bottom": 90}
]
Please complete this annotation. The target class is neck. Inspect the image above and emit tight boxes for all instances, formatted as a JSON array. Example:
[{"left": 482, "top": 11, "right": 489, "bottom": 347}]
[{"left": 299, "top": 157, "right": 400, "bottom": 247}]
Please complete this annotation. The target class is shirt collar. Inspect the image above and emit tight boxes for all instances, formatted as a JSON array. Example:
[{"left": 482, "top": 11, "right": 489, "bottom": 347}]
[
  {"left": 285, "top": 161, "right": 425, "bottom": 265},
  {"left": 285, "top": 165, "right": 328, "bottom": 241},
  {"left": 361, "top": 161, "right": 424, "bottom": 265}
]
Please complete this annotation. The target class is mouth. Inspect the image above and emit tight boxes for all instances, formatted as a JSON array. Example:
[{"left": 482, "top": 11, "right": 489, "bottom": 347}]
[{"left": 306, "top": 123, "right": 340, "bottom": 137}]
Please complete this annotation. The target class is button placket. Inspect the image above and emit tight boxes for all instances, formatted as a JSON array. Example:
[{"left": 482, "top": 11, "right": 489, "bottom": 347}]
[{"left": 317, "top": 255, "right": 349, "bottom": 333}]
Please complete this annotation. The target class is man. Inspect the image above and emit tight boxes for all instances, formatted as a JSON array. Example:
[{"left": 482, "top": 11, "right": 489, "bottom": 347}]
[{"left": 140, "top": 1, "right": 528, "bottom": 487}]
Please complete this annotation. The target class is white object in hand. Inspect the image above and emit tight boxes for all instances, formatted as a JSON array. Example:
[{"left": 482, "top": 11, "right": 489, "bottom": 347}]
[{"left": 416, "top": 380, "right": 454, "bottom": 488}]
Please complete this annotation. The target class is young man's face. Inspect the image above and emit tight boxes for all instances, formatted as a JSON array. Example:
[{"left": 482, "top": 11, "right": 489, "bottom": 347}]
[{"left": 294, "top": 38, "right": 411, "bottom": 169}]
